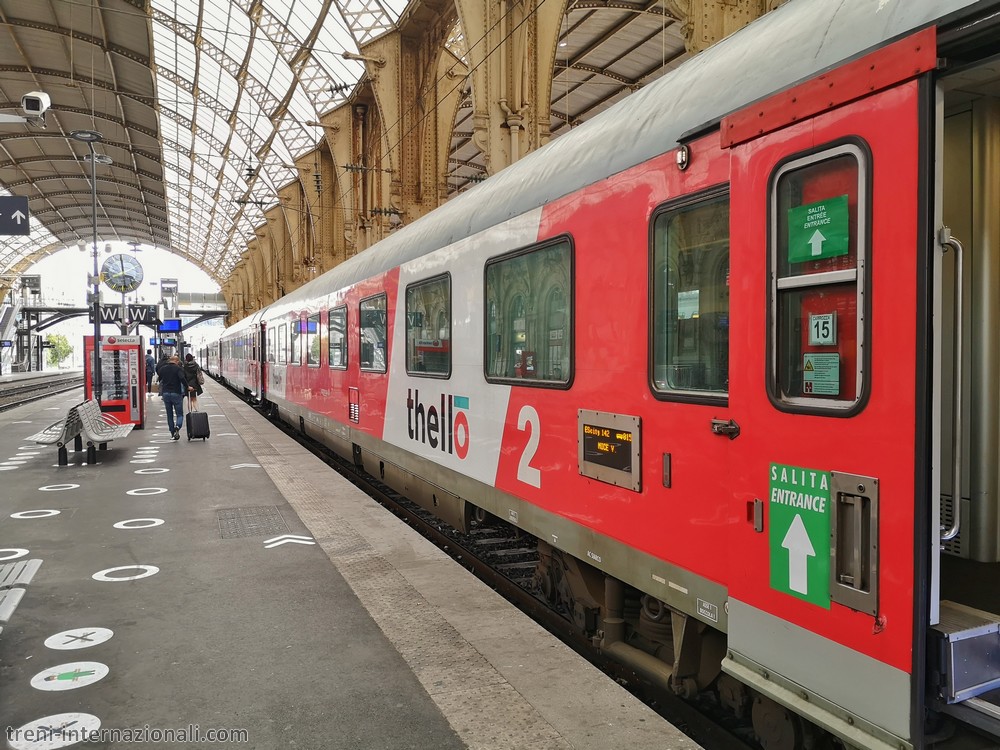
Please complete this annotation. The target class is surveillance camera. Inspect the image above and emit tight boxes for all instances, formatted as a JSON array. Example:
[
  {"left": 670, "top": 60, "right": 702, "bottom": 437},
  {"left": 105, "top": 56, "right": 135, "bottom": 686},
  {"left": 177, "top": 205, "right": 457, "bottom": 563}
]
[{"left": 21, "top": 91, "right": 50, "bottom": 115}]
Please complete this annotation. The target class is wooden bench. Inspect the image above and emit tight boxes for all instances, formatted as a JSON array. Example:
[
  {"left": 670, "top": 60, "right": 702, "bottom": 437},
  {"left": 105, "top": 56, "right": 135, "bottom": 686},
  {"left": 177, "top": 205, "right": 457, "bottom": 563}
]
[
  {"left": 26, "top": 402, "right": 84, "bottom": 466},
  {"left": 77, "top": 399, "right": 134, "bottom": 464}
]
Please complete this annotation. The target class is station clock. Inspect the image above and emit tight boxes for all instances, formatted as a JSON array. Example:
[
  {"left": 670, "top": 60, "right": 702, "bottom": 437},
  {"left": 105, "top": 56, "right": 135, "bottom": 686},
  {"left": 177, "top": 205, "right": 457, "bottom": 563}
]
[{"left": 102, "top": 253, "right": 144, "bottom": 294}]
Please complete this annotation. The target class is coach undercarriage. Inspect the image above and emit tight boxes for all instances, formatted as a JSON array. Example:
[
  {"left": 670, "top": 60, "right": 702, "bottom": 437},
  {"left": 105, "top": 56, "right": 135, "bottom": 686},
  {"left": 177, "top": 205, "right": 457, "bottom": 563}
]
[{"left": 533, "top": 540, "right": 841, "bottom": 750}]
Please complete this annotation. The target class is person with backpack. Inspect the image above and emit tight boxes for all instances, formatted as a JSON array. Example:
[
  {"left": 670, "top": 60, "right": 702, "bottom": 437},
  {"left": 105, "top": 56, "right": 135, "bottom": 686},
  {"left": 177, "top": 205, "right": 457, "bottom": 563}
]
[
  {"left": 183, "top": 353, "right": 205, "bottom": 410},
  {"left": 155, "top": 355, "right": 186, "bottom": 440}
]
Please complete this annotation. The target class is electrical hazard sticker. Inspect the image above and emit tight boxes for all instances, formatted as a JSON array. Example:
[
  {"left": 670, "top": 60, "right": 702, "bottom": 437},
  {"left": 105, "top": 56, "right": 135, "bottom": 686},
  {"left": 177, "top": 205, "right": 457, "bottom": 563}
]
[{"left": 803, "top": 353, "right": 839, "bottom": 395}]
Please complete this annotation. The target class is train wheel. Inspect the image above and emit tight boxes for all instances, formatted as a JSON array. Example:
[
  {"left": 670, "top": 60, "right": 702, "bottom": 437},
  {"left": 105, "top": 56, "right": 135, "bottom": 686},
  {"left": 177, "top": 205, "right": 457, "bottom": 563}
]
[{"left": 752, "top": 694, "right": 802, "bottom": 750}]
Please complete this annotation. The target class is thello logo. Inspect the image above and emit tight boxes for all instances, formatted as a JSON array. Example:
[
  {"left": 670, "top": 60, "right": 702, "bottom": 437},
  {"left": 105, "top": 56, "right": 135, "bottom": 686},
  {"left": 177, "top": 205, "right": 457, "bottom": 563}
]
[{"left": 406, "top": 389, "right": 470, "bottom": 459}]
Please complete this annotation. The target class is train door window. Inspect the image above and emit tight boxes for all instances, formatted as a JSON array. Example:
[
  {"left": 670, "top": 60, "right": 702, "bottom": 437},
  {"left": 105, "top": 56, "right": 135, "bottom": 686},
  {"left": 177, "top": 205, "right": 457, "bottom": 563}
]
[
  {"left": 306, "top": 313, "right": 321, "bottom": 365},
  {"left": 651, "top": 189, "right": 730, "bottom": 400},
  {"left": 768, "top": 142, "right": 869, "bottom": 413},
  {"left": 289, "top": 318, "right": 301, "bottom": 365},
  {"left": 329, "top": 306, "right": 347, "bottom": 368},
  {"left": 278, "top": 324, "right": 287, "bottom": 365},
  {"left": 405, "top": 274, "right": 451, "bottom": 377},
  {"left": 360, "top": 294, "right": 388, "bottom": 372},
  {"left": 267, "top": 327, "right": 275, "bottom": 363},
  {"left": 485, "top": 237, "right": 572, "bottom": 386}
]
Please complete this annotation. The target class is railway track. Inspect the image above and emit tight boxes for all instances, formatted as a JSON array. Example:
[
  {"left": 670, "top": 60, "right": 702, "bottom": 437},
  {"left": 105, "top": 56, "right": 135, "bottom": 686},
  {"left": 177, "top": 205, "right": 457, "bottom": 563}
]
[
  {"left": 241, "top": 391, "right": 760, "bottom": 750},
  {"left": 0, "top": 371, "right": 84, "bottom": 411}
]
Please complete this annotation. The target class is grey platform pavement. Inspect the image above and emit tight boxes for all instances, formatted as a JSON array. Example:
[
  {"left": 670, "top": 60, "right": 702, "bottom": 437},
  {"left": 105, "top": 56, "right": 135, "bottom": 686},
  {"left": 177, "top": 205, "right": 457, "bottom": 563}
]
[{"left": 0, "top": 382, "right": 702, "bottom": 750}]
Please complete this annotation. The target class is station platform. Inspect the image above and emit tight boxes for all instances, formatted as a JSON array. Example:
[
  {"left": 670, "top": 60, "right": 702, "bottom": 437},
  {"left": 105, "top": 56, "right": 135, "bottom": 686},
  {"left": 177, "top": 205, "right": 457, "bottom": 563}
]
[{"left": 0, "top": 382, "right": 702, "bottom": 750}]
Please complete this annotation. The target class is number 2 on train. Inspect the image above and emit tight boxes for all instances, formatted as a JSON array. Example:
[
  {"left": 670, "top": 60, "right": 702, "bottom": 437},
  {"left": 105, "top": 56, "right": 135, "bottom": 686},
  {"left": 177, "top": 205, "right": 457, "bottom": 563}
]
[{"left": 516, "top": 405, "right": 541, "bottom": 488}]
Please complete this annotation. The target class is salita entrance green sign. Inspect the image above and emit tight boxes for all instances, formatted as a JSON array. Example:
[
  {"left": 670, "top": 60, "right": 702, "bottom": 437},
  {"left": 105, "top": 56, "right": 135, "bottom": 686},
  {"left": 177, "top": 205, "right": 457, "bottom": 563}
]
[
  {"left": 787, "top": 194, "right": 849, "bottom": 264},
  {"left": 769, "top": 463, "right": 831, "bottom": 608}
]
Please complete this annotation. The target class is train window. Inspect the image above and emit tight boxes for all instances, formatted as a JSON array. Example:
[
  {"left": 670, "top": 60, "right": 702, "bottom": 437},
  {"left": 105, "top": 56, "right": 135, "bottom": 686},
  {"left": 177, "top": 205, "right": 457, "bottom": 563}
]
[
  {"left": 405, "top": 274, "right": 451, "bottom": 377},
  {"left": 651, "top": 190, "right": 730, "bottom": 399},
  {"left": 769, "top": 141, "right": 869, "bottom": 413},
  {"left": 267, "top": 327, "right": 275, "bottom": 363},
  {"left": 485, "top": 237, "right": 572, "bottom": 386},
  {"left": 277, "top": 324, "right": 287, "bottom": 365},
  {"left": 329, "top": 306, "right": 347, "bottom": 368},
  {"left": 306, "top": 314, "right": 321, "bottom": 366},
  {"left": 360, "top": 294, "right": 387, "bottom": 373}
]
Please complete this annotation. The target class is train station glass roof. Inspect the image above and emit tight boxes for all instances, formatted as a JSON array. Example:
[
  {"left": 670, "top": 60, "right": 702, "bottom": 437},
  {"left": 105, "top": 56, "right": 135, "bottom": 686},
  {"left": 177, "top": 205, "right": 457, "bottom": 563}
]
[
  {"left": 0, "top": 0, "right": 407, "bottom": 281},
  {"left": 0, "top": 0, "right": 687, "bottom": 286}
]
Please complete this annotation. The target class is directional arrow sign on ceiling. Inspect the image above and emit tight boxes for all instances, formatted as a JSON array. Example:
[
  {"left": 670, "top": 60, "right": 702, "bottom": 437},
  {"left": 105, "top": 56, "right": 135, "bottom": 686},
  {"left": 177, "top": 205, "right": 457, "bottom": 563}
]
[{"left": 0, "top": 196, "right": 29, "bottom": 236}]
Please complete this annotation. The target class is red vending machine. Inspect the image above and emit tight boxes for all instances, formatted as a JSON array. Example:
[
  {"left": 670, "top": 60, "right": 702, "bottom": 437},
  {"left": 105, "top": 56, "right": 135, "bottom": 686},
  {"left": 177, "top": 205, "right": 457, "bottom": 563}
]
[{"left": 84, "top": 335, "right": 145, "bottom": 428}]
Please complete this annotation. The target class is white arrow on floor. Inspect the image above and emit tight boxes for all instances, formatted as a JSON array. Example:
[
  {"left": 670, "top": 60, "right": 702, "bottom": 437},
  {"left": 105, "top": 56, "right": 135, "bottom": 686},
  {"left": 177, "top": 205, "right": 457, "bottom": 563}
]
[{"left": 264, "top": 534, "right": 315, "bottom": 549}]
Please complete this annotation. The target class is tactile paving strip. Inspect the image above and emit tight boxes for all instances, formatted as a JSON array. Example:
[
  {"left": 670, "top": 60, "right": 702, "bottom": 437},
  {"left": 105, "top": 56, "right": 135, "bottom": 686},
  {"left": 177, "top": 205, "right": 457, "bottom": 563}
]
[{"left": 217, "top": 506, "right": 288, "bottom": 538}]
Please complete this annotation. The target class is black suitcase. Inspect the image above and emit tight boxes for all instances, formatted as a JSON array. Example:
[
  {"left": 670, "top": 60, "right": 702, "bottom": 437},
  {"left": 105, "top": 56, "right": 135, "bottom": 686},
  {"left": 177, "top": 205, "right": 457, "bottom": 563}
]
[{"left": 186, "top": 409, "right": 210, "bottom": 440}]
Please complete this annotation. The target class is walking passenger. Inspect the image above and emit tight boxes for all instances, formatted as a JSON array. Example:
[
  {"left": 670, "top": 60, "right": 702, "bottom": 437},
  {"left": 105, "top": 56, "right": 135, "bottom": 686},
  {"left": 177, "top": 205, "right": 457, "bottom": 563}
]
[
  {"left": 145, "top": 349, "right": 156, "bottom": 396},
  {"left": 183, "top": 353, "right": 204, "bottom": 410},
  {"left": 156, "top": 355, "right": 186, "bottom": 440}
]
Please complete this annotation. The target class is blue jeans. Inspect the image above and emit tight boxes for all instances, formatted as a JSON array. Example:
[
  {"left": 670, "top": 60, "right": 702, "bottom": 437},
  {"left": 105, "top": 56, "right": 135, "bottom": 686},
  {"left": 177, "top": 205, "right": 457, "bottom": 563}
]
[{"left": 162, "top": 392, "right": 184, "bottom": 433}]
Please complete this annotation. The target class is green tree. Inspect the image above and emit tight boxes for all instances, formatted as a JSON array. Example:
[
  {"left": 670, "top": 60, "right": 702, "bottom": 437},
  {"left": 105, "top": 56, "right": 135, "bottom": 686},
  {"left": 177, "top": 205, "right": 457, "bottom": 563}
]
[{"left": 46, "top": 333, "right": 73, "bottom": 368}]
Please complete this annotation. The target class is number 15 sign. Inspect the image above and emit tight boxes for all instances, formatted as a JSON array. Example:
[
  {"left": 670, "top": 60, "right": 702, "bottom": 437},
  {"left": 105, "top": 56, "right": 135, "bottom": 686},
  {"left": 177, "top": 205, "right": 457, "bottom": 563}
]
[{"left": 808, "top": 312, "right": 837, "bottom": 346}]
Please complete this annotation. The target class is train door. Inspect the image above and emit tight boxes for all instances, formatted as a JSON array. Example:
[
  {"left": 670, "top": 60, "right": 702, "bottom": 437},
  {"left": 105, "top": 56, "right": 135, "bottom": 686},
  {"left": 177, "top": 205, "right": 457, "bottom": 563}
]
[
  {"left": 246, "top": 311, "right": 265, "bottom": 399},
  {"left": 258, "top": 320, "right": 267, "bottom": 401},
  {"left": 928, "top": 21, "right": 1000, "bottom": 743},
  {"left": 247, "top": 328, "right": 259, "bottom": 396},
  {"left": 721, "top": 32, "right": 937, "bottom": 750}
]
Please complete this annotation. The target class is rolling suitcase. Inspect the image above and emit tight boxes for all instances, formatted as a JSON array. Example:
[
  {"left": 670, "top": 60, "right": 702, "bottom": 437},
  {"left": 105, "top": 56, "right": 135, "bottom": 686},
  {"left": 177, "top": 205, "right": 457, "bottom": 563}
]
[{"left": 186, "top": 407, "right": 210, "bottom": 441}]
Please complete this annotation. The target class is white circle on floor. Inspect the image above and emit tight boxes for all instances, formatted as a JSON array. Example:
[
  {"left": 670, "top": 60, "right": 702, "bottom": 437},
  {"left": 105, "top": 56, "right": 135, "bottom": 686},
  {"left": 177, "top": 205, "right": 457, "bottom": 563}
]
[
  {"left": 44, "top": 628, "right": 114, "bottom": 651},
  {"left": 6, "top": 458, "right": 29, "bottom": 463},
  {"left": 7, "top": 712, "right": 101, "bottom": 749},
  {"left": 0, "top": 548, "right": 29, "bottom": 560},
  {"left": 39, "top": 484, "right": 79, "bottom": 492},
  {"left": 113, "top": 518, "right": 164, "bottom": 529},
  {"left": 0, "top": 464, "right": 20, "bottom": 469},
  {"left": 31, "top": 661, "right": 109, "bottom": 691},
  {"left": 126, "top": 488, "right": 167, "bottom": 496},
  {"left": 134, "top": 467, "right": 170, "bottom": 474},
  {"left": 150, "top": 439, "right": 173, "bottom": 444},
  {"left": 11, "top": 509, "right": 61, "bottom": 519},
  {"left": 92, "top": 565, "right": 159, "bottom": 582},
  {"left": 17, "top": 451, "right": 39, "bottom": 456},
  {"left": 129, "top": 460, "right": 156, "bottom": 464},
  {"left": 135, "top": 447, "right": 158, "bottom": 452}
]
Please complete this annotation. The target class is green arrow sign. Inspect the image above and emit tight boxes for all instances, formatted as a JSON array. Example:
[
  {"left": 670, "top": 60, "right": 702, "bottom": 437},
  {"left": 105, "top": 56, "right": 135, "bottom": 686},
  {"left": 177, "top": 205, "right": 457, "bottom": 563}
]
[
  {"left": 769, "top": 463, "right": 831, "bottom": 607},
  {"left": 787, "top": 195, "right": 849, "bottom": 264}
]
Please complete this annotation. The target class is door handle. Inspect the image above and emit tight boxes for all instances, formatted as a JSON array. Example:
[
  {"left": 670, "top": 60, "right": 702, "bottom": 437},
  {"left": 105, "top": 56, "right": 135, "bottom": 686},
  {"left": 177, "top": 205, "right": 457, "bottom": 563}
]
[{"left": 711, "top": 418, "right": 740, "bottom": 439}]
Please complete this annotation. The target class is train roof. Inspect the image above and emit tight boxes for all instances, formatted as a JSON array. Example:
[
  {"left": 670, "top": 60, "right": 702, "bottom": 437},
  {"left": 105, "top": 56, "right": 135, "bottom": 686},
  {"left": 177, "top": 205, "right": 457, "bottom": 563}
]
[{"left": 236, "top": 0, "right": 985, "bottom": 324}]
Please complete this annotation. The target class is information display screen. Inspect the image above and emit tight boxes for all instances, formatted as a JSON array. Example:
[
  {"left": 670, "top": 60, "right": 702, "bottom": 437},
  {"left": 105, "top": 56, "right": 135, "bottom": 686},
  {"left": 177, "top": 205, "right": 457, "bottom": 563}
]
[
  {"left": 577, "top": 410, "right": 641, "bottom": 492},
  {"left": 582, "top": 424, "right": 633, "bottom": 473},
  {"left": 159, "top": 318, "right": 181, "bottom": 332}
]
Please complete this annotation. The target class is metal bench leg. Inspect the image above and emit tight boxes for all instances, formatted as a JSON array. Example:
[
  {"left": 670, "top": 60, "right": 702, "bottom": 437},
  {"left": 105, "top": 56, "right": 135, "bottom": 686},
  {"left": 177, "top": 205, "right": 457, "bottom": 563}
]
[
  {"left": 86, "top": 443, "right": 97, "bottom": 464},
  {"left": 74, "top": 434, "right": 83, "bottom": 452},
  {"left": 99, "top": 442, "right": 108, "bottom": 451},
  {"left": 58, "top": 445, "right": 68, "bottom": 466}
]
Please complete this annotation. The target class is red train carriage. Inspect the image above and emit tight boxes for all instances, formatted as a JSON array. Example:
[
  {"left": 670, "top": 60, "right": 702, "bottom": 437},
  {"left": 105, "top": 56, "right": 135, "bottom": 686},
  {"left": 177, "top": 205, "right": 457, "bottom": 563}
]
[{"left": 219, "top": 1, "right": 1000, "bottom": 747}]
